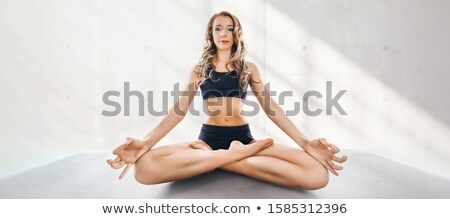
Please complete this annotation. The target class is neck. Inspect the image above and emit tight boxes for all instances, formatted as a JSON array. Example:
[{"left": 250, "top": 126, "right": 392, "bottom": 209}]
[{"left": 215, "top": 50, "right": 232, "bottom": 66}]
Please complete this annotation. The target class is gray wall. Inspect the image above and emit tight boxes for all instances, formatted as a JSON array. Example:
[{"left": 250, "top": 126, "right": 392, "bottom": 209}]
[{"left": 1, "top": 0, "right": 449, "bottom": 180}]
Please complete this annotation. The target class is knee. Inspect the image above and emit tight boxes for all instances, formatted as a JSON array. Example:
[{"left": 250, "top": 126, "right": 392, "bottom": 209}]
[
  {"left": 133, "top": 159, "right": 164, "bottom": 185},
  {"left": 134, "top": 171, "right": 152, "bottom": 185},
  {"left": 296, "top": 164, "right": 329, "bottom": 190},
  {"left": 305, "top": 172, "right": 329, "bottom": 190},
  {"left": 134, "top": 168, "right": 164, "bottom": 185}
]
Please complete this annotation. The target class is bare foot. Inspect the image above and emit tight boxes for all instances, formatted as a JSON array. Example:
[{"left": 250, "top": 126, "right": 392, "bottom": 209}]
[
  {"left": 229, "top": 138, "right": 274, "bottom": 157},
  {"left": 188, "top": 141, "right": 212, "bottom": 151}
]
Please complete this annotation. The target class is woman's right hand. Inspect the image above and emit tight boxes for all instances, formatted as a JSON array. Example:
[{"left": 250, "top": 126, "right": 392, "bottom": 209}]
[{"left": 106, "top": 137, "right": 151, "bottom": 179}]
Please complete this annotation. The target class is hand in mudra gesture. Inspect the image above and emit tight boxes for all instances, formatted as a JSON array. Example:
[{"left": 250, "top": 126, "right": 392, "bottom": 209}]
[
  {"left": 304, "top": 138, "right": 348, "bottom": 176},
  {"left": 106, "top": 137, "right": 151, "bottom": 179}
]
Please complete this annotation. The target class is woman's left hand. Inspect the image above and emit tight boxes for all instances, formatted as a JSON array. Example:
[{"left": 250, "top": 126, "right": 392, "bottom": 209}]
[{"left": 304, "top": 138, "right": 347, "bottom": 176}]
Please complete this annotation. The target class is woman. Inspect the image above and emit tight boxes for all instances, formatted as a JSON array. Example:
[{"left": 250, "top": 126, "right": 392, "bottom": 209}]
[{"left": 107, "top": 11, "right": 347, "bottom": 190}]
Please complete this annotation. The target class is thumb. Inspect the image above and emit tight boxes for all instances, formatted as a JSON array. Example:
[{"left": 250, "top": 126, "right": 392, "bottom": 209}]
[{"left": 126, "top": 137, "right": 134, "bottom": 144}]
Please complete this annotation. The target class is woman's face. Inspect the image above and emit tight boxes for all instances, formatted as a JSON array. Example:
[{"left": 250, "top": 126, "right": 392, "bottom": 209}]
[{"left": 212, "top": 15, "right": 234, "bottom": 51}]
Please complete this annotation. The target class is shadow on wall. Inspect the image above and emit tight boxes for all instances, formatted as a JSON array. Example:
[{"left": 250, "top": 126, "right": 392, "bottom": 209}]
[{"left": 241, "top": 0, "right": 450, "bottom": 179}]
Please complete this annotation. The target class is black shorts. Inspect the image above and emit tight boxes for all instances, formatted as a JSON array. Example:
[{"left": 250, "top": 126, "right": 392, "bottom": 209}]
[{"left": 198, "top": 124, "right": 255, "bottom": 150}]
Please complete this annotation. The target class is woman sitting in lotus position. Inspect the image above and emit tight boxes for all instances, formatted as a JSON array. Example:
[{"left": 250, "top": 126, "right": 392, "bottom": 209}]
[{"left": 107, "top": 11, "right": 347, "bottom": 190}]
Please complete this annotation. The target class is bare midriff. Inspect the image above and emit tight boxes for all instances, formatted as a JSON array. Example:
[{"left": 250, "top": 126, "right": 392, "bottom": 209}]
[{"left": 203, "top": 97, "right": 248, "bottom": 126}]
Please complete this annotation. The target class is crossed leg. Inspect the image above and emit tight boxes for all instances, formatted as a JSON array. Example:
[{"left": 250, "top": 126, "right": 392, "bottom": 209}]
[
  {"left": 133, "top": 139, "right": 329, "bottom": 190},
  {"left": 190, "top": 139, "right": 329, "bottom": 189},
  {"left": 220, "top": 142, "right": 329, "bottom": 189},
  {"left": 133, "top": 139, "right": 273, "bottom": 185}
]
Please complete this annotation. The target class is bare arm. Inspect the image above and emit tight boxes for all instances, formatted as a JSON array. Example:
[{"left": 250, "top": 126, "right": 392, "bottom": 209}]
[
  {"left": 107, "top": 67, "right": 200, "bottom": 179},
  {"left": 142, "top": 66, "right": 199, "bottom": 148},
  {"left": 247, "top": 62, "right": 310, "bottom": 149},
  {"left": 248, "top": 62, "right": 347, "bottom": 175}
]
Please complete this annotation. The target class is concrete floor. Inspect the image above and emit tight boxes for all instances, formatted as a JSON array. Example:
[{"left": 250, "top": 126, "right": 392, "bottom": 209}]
[{"left": 0, "top": 152, "right": 449, "bottom": 198}]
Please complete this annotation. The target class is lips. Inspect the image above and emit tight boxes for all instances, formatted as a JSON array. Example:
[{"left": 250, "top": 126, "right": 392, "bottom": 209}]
[{"left": 219, "top": 40, "right": 230, "bottom": 43}]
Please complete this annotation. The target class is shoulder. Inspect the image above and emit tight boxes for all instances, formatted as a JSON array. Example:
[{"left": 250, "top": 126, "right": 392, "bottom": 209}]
[
  {"left": 190, "top": 64, "right": 202, "bottom": 77},
  {"left": 246, "top": 61, "right": 257, "bottom": 72},
  {"left": 245, "top": 61, "right": 261, "bottom": 79},
  {"left": 183, "top": 64, "right": 201, "bottom": 86}
]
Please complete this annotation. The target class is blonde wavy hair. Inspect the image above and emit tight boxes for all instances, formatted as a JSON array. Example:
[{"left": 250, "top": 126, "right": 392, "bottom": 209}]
[{"left": 195, "top": 11, "right": 257, "bottom": 91}]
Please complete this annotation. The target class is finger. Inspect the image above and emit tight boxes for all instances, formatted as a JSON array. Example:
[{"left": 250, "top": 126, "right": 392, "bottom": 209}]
[
  {"left": 110, "top": 161, "right": 126, "bottom": 169},
  {"left": 107, "top": 156, "right": 121, "bottom": 164},
  {"left": 106, "top": 156, "right": 121, "bottom": 164},
  {"left": 323, "top": 160, "right": 338, "bottom": 176},
  {"left": 327, "top": 144, "right": 340, "bottom": 153},
  {"left": 332, "top": 155, "right": 348, "bottom": 163},
  {"left": 119, "top": 163, "right": 133, "bottom": 180},
  {"left": 113, "top": 144, "right": 127, "bottom": 155},
  {"left": 318, "top": 138, "right": 331, "bottom": 150},
  {"left": 327, "top": 160, "right": 343, "bottom": 171},
  {"left": 113, "top": 137, "right": 134, "bottom": 155}
]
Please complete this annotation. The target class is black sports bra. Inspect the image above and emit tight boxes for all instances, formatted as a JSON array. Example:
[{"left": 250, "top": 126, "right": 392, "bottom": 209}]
[{"left": 199, "top": 70, "right": 247, "bottom": 100}]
